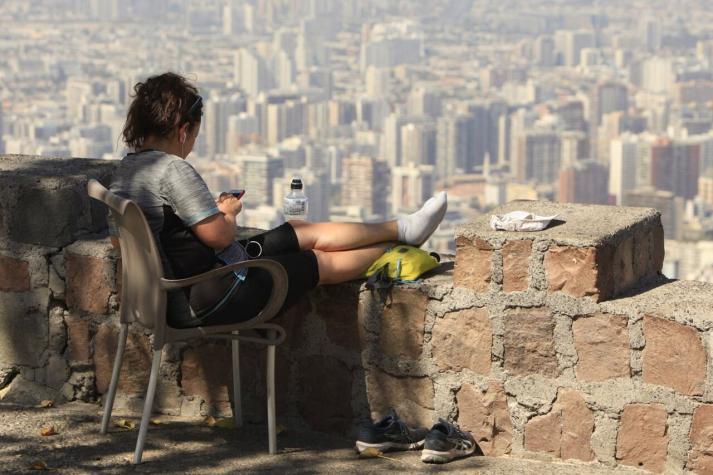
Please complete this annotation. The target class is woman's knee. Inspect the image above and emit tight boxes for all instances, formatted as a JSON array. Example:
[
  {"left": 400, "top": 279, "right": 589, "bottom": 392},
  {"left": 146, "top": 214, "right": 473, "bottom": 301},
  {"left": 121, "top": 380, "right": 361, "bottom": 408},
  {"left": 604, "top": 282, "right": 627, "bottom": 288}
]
[{"left": 312, "top": 249, "right": 336, "bottom": 285}]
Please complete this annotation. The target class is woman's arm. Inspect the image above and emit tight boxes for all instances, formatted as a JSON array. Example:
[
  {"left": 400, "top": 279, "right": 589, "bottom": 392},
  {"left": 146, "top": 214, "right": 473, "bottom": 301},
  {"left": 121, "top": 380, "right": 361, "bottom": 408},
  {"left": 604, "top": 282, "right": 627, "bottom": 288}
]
[{"left": 191, "top": 195, "right": 242, "bottom": 250}]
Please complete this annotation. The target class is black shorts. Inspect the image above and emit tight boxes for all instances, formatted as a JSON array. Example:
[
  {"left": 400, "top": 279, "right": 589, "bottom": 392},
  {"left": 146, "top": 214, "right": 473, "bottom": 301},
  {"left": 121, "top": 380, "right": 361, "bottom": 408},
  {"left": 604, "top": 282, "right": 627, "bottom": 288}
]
[{"left": 198, "top": 222, "right": 319, "bottom": 326}]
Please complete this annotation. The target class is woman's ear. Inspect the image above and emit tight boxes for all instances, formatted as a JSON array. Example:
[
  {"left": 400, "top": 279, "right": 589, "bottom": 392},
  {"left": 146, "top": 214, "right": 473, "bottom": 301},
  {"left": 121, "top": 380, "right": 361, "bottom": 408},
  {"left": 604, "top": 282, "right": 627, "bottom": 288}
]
[{"left": 178, "top": 123, "right": 189, "bottom": 143}]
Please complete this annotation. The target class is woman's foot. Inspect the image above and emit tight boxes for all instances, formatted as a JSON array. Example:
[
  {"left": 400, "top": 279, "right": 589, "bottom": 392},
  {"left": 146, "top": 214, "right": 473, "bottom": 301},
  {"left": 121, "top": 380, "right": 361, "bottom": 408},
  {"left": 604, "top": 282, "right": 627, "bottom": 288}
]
[{"left": 396, "top": 192, "right": 447, "bottom": 246}]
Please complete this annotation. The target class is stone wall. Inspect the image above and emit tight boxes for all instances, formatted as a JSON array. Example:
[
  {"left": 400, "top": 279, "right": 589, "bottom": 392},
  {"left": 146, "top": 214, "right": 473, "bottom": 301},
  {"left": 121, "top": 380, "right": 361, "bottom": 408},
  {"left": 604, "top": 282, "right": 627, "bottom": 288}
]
[{"left": 2, "top": 155, "right": 713, "bottom": 473}]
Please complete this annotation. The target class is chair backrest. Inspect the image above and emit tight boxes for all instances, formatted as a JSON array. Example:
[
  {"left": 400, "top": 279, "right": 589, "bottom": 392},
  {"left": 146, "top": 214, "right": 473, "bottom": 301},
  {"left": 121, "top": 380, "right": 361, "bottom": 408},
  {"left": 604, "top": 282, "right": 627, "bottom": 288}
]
[{"left": 87, "top": 179, "right": 166, "bottom": 329}]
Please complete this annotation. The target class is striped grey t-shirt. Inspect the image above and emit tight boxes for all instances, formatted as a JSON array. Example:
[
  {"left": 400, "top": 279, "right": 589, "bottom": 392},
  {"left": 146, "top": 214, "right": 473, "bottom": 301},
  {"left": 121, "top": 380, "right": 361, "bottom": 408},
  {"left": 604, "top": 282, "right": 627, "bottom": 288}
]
[{"left": 108, "top": 150, "right": 220, "bottom": 237}]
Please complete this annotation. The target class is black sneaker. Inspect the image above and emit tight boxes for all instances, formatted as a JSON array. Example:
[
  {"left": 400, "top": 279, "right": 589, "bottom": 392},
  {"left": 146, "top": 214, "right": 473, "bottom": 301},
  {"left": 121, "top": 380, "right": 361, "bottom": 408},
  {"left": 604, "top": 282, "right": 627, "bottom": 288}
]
[
  {"left": 355, "top": 409, "right": 428, "bottom": 454},
  {"left": 421, "top": 419, "right": 480, "bottom": 464}
]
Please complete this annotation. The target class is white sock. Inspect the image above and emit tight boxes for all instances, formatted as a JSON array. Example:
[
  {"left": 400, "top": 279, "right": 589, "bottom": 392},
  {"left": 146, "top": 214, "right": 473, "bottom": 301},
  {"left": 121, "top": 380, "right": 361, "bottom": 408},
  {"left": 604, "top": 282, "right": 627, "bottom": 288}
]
[{"left": 397, "top": 191, "right": 448, "bottom": 246}]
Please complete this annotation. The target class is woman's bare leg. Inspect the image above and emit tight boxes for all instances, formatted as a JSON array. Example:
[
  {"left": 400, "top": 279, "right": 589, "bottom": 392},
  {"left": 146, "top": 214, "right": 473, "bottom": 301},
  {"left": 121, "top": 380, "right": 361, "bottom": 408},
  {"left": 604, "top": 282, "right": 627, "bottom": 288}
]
[
  {"left": 289, "top": 220, "right": 398, "bottom": 252},
  {"left": 289, "top": 191, "right": 447, "bottom": 252},
  {"left": 313, "top": 243, "right": 394, "bottom": 285}
]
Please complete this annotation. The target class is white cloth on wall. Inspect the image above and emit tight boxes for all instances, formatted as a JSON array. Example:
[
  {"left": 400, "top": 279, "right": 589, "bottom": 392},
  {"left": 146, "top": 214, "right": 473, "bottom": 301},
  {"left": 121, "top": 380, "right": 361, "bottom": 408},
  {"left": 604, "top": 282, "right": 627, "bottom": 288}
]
[{"left": 489, "top": 211, "right": 560, "bottom": 232}]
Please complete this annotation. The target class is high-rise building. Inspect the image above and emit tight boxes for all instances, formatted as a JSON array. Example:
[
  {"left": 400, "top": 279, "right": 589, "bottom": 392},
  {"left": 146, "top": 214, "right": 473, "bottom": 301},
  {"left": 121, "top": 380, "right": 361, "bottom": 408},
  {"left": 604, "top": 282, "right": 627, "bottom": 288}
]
[
  {"left": 514, "top": 130, "right": 561, "bottom": 183},
  {"left": 558, "top": 160, "right": 609, "bottom": 204},
  {"left": 226, "top": 113, "right": 259, "bottom": 153},
  {"left": 365, "top": 67, "right": 391, "bottom": 97},
  {"left": 593, "top": 81, "right": 628, "bottom": 126},
  {"left": 341, "top": 155, "right": 390, "bottom": 219},
  {"left": 204, "top": 93, "right": 246, "bottom": 156},
  {"left": 400, "top": 122, "right": 436, "bottom": 167},
  {"left": 698, "top": 169, "right": 713, "bottom": 206},
  {"left": 407, "top": 87, "right": 442, "bottom": 118},
  {"left": 467, "top": 102, "right": 489, "bottom": 172},
  {"left": 640, "top": 18, "right": 662, "bottom": 53},
  {"left": 223, "top": 3, "right": 242, "bottom": 36},
  {"left": 356, "top": 96, "right": 389, "bottom": 130},
  {"left": 273, "top": 49, "right": 296, "bottom": 90},
  {"left": 235, "top": 48, "right": 273, "bottom": 97},
  {"left": 641, "top": 57, "right": 675, "bottom": 94},
  {"left": 383, "top": 113, "right": 409, "bottom": 167},
  {"left": 560, "top": 131, "right": 588, "bottom": 167},
  {"left": 554, "top": 99, "right": 586, "bottom": 131},
  {"left": 534, "top": 35, "right": 556, "bottom": 67},
  {"left": 609, "top": 134, "right": 640, "bottom": 205},
  {"left": 265, "top": 95, "right": 307, "bottom": 145},
  {"left": 66, "top": 78, "right": 95, "bottom": 123},
  {"left": 391, "top": 163, "right": 435, "bottom": 214},
  {"left": 238, "top": 154, "right": 284, "bottom": 207},
  {"left": 623, "top": 188, "right": 684, "bottom": 240},
  {"left": 654, "top": 140, "right": 701, "bottom": 200},
  {"left": 650, "top": 138, "right": 701, "bottom": 200},
  {"left": 360, "top": 21, "right": 423, "bottom": 72},
  {"left": 328, "top": 99, "right": 356, "bottom": 127},
  {"left": 558, "top": 30, "right": 596, "bottom": 67},
  {"left": 436, "top": 114, "right": 473, "bottom": 179}
]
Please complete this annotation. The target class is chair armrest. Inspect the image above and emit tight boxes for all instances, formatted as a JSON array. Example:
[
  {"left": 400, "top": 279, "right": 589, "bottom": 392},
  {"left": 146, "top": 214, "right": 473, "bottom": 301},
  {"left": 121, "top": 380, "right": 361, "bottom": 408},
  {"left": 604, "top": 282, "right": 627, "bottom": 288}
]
[
  {"left": 160, "top": 259, "right": 289, "bottom": 327},
  {"left": 160, "top": 259, "right": 285, "bottom": 290}
]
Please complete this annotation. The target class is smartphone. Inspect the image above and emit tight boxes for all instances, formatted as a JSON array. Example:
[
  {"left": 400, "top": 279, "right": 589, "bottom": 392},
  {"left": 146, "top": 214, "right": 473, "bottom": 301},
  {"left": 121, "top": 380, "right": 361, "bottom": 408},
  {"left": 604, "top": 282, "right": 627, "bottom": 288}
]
[{"left": 227, "top": 189, "right": 245, "bottom": 199}]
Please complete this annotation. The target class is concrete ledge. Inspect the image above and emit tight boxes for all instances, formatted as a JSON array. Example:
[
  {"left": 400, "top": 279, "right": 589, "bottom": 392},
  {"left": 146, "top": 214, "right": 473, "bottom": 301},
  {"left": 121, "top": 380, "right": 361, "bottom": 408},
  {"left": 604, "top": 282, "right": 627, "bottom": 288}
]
[{"left": 454, "top": 200, "right": 665, "bottom": 302}]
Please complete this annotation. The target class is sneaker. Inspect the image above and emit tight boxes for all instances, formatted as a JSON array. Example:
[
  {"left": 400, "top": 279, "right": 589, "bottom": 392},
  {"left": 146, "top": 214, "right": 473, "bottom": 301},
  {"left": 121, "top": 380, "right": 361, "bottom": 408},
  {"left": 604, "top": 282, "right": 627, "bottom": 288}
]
[
  {"left": 355, "top": 409, "right": 428, "bottom": 454},
  {"left": 420, "top": 419, "right": 480, "bottom": 464}
]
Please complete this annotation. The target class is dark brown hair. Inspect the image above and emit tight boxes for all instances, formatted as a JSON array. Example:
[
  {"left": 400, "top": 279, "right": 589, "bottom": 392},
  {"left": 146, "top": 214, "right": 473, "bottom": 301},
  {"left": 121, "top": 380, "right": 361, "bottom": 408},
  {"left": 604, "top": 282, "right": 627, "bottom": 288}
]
[{"left": 122, "top": 72, "right": 203, "bottom": 149}]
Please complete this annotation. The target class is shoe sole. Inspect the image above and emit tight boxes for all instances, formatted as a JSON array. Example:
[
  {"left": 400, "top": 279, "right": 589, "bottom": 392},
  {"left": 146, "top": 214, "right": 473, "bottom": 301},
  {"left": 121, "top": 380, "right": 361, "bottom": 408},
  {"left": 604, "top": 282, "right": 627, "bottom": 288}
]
[
  {"left": 421, "top": 447, "right": 475, "bottom": 464},
  {"left": 355, "top": 440, "right": 425, "bottom": 453}
]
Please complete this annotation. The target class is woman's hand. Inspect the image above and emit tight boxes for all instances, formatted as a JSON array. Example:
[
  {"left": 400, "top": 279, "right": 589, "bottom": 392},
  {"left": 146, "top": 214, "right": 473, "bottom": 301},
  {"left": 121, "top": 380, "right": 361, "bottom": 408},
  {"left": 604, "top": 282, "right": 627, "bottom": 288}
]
[{"left": 217, "top": 193, "right": 243, "bottom": 217}]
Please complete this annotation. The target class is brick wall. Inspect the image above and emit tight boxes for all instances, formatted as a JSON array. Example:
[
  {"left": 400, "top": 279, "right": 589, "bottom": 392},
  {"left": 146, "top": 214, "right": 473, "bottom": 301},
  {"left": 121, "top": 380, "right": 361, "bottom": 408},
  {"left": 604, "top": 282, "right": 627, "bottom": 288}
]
[{"left": 2, "top": 155, "right": 713, "bottom": 473}]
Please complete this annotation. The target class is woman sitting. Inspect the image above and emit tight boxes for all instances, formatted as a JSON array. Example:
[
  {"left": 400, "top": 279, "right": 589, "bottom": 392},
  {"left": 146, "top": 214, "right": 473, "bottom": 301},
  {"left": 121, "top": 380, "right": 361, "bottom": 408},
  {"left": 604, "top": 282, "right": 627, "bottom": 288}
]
[{"left": 108, "top": 72, "right": 447, "bottom": 328}]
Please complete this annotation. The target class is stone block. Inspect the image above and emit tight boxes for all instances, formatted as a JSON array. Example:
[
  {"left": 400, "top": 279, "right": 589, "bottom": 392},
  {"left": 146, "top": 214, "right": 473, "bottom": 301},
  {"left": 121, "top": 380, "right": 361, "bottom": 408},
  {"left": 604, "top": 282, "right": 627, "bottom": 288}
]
[
  {"left": 457, "top": 201, "right": 663, "bottom": 302},
  {"left": 503, "top": 309, "right": 559, "bottom": 377},
  {"left": 616, "top": 404, "right": 668, "bottom": 472},
  {"left": 0, "top": 375, "right": 63, "bottom": 406},
  {"left": 65, "top": 314, "right": 91, "bottom": 362},
  {"left": 634, "top": 224, "right": 664, "bottom": 281},
  {"left": 180, "top": 343, "right": 231, "bottom": 404},
  {"left": 314, "top": 284, "right": 362, "bottom": 352},
  {"left": 379, "top": 288, "right": 427, "bottom": 360},
  {"left": 65, "top": 251, "right": 115, "bottom": 315},
  {"left": 453, "top": 236, "right": 492, "bottom": 292},
  {"left": 432, "top": 308, "right": 491, "bottom": 374},
  {"left": 296, "top": 355, "right": 353, "bottom": 434},
  {"left": 688, "top": 404, "right": 713, "bottom": 474},
  {"left": 94, "top": 322, "right": 151, "bottom": 395},
  {"left": 502, "top": 240, "right": 532, "bottom": 292},
  {"left": 545, "top": 246, "right": 599, "bottom": 298},
  {"left": 271, "top": 294, "right": 310, "bottom": 351},
  {"left": 524, "top": 388, "right": 594, "bottom": 462},
  {"left": 0, "top": 291, "right": 50, "bottom": 367},
  {"left": 572, "top": 313, "right": 629, "bottom": 381},
  {"left": 0, "top": 255, "right": 30, "bottom": 292},
  {"left": 0, "top": 155, "right": 117, "bottom": 247},
  {"left": 456, "top": 381, "right": 512, "bottom": 456},
  {"left": 642, "top": 315, "right": 706, "bottom": 396},
  {"left": 48, "top": 265, "right": 65, "bottom": 300},
  {"left": 236, "top": 343, "right": 290, "bottom": 423},
  {"left": 366, "top": 368, "right": 434, "bottom": 428}
]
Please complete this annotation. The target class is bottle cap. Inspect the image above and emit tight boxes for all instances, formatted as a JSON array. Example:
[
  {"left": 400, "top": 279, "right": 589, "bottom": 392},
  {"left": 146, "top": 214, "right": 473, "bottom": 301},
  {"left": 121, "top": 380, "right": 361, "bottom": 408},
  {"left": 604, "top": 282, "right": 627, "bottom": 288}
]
[{"left": 290, "top": 177, "right": 303, "bottom": 190}]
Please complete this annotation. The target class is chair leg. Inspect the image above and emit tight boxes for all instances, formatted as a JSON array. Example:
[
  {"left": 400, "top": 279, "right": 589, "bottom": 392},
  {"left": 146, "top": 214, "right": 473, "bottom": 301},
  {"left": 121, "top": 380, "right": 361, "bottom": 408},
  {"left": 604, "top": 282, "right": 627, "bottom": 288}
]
[
  {"left": 231, "top": 331, "right": 243, "bottom": 428},
  {"left": 133, "top": 349, "right": 162, "bottom": 465},
  {"left": 101, "top": 323, "right": 128, "bottom": 434},
  {"left": 267, "top": 330, "right": 277, "bottom": 455}
]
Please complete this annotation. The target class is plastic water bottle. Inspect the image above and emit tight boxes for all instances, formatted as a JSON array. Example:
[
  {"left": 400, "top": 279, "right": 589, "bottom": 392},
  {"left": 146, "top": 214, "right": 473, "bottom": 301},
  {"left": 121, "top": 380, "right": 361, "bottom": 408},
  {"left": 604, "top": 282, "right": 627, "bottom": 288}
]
[{"left": 283, "top": 177, "right": 308, "bottom": 221}]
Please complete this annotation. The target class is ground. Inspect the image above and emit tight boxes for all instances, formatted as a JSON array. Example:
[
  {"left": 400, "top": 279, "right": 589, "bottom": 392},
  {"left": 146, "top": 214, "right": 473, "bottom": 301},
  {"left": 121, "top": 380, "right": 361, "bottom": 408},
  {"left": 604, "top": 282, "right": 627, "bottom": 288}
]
[{"left": 0, "top": 402, "right": 647, "bottom": 474}]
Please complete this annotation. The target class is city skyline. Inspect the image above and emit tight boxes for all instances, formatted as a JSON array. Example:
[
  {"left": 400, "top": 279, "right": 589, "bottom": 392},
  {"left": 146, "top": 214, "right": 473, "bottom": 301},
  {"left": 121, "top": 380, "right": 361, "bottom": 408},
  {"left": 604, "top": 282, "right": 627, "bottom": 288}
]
[{"left": 3, "top": 0, "right": 713, "bottom": 279}]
